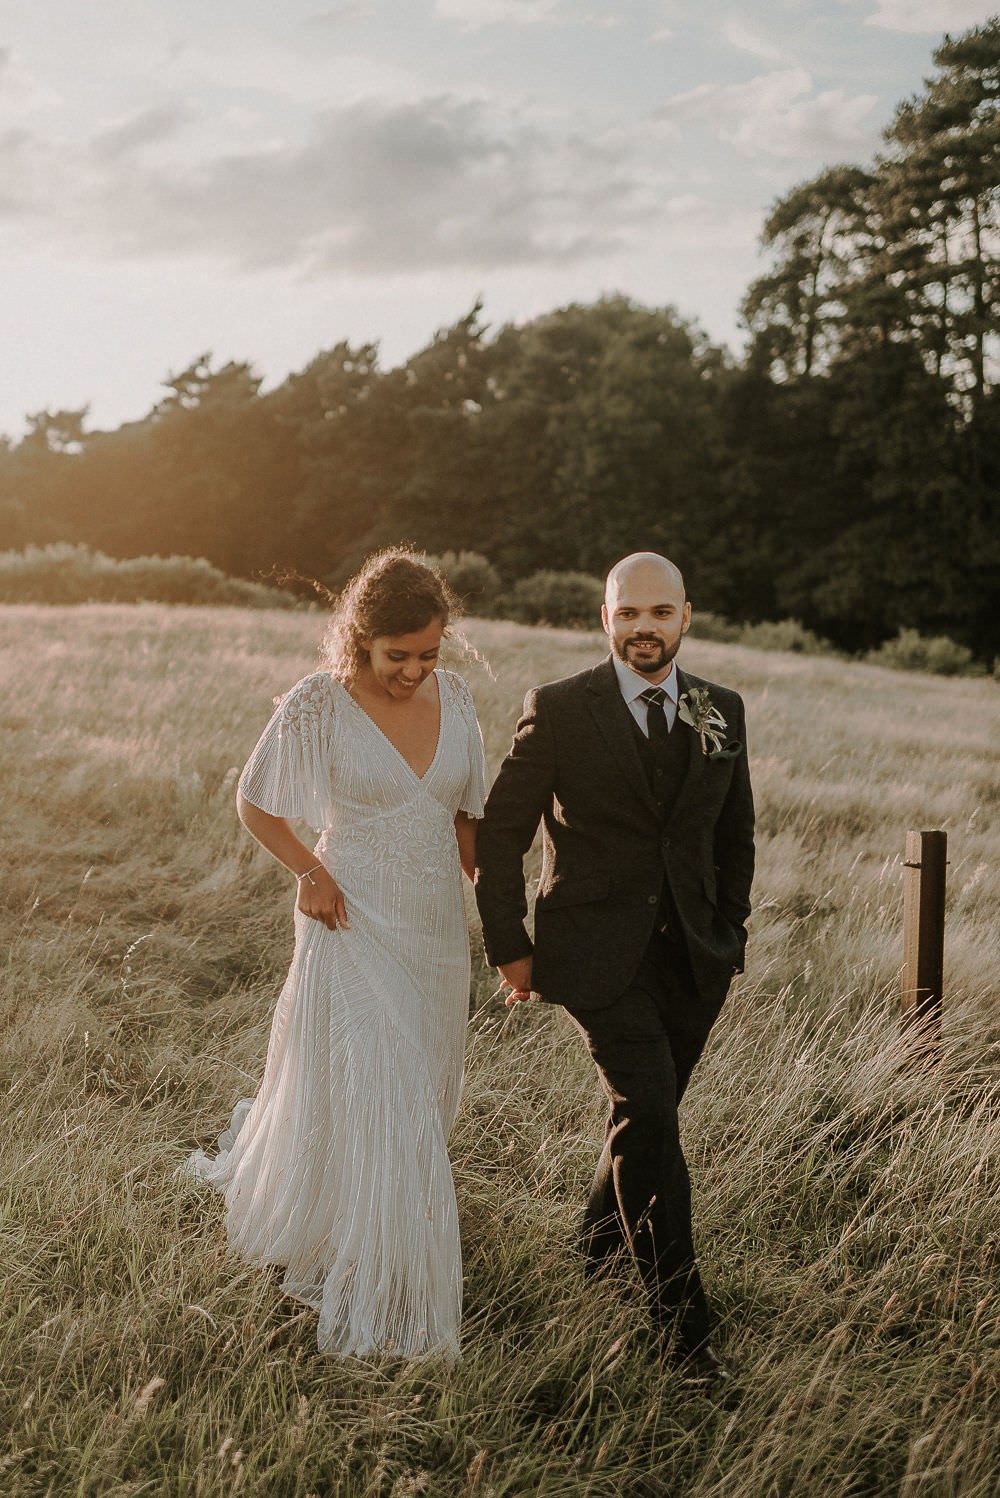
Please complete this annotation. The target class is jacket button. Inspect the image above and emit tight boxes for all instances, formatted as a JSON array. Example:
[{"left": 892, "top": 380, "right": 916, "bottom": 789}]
[{"left": 647, "top": 895, "right": 657, "bottom": 905}]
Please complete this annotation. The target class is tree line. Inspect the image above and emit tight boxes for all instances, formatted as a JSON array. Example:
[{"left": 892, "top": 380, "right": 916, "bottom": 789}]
[{"left": 1, "top": 22, "right": 997, "bottom": 658}]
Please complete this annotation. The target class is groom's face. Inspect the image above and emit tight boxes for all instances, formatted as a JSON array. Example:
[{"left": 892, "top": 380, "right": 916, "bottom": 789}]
[{"left": 602, "top": 563, "right": 691, "bottom": 681}]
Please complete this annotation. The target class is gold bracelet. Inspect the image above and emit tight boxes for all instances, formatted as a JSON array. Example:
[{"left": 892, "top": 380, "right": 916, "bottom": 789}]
[{"left": 296, "top": 863, "right": 324, "bottom": 886}]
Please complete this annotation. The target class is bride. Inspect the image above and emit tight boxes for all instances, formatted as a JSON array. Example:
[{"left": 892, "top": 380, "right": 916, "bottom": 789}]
[{"left": 187, "top": 548, "right": 488, "bottom": 1358}]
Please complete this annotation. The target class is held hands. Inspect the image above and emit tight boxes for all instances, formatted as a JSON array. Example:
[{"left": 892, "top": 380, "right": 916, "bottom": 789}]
[
  {"left": 499, "top": 957, "right": 535, "bottom": 1007},
  {"left": 296, "top": 864, "right": 350, "bottom": 931}
]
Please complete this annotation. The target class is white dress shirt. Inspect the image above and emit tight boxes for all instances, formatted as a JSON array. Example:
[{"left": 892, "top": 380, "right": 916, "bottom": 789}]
[{"left": 611, "top": 652, "right": 679, "bottom": 734}]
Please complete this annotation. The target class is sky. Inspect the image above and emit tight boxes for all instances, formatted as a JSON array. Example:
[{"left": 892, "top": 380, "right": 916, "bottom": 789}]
[{"left": 1, "top": 0, "right": 996, "bottom": 440}]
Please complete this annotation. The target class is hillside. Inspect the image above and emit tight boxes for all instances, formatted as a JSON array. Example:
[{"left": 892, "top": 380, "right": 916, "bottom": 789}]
[{"left": 1, "top": 604, "right": 997, "bottom": 1496}]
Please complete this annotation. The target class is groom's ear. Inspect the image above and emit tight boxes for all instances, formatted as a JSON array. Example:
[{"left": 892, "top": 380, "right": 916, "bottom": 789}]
[
  {"left": 600, "top": 602, "right": 610, "bottom": 634},
  {"left": 681, "top": 602, "right": 692, "bottom": 634}
]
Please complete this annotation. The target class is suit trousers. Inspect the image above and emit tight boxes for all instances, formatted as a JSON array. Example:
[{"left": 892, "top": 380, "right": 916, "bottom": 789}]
[{"left": 565, "top": 927, "right": 724, "bottom": 1352}]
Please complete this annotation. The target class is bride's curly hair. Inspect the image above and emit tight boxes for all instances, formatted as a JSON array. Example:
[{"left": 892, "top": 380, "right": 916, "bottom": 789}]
[{"left": 321, "top": 547, "right": 461, "bottom": 683}]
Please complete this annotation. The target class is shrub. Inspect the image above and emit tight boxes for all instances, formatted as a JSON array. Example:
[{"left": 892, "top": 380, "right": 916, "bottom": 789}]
[
  {"left": 691, "top": 611, "right": 834, "bottom": 655},
  {"left": 425, "top": 550, "right": 502, "bottom": 616},
  {"left": 505, "top": 570, "right": 605, "bottom": 629},
  {"left": 0, "top": 544, "right": 300, "bottom": 608},
  {"left": 688, "top": 610, "right": 742, "bottom": 643},
  {"left": 864, "top": 627, "right": 976, "bottom": 677},
  {"left": 740, "top": 618, "right": 832, "bottom": 655}
]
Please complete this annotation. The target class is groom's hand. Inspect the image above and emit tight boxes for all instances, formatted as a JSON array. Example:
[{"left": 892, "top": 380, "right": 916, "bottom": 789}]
[{"left": 499, "top": 957, "right": 534, "bottom": 1006}]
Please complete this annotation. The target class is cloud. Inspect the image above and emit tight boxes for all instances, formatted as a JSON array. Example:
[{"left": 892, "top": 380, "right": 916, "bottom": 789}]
[
  {"left": 865, "top": 1, "right": 996, "bottom": 33},
  {"left": 648, "top": 0, "right": 682, "bottom": 40},
  {"left": 657, "top": 68, "right": 879, "bottom": 159},
  {"left": 661, "top": 194, "right": 760, "bottom": 247},
  {"left": 0, "top": 44, "right": 61, "bottom": 113},
  {"left": 4, "top": 95, "right": 656, "bottom": 275},
  {"left": 301, "top": 5, "right": 376, "bottom": 31},
  {"left": 433, "top": 0, "right": 560, "bottom": 26},
  {"left": 722, "top": 17, "right": 786, "bottom": 64},
  {"left": 164, "top": 33, "right": 418, "bottom": 108},
  {"left": 93, "top": 103, "right": 196, "bottom": 161},
  {"left": 0, "top": 128, "right": 38, "bottom": 218}
]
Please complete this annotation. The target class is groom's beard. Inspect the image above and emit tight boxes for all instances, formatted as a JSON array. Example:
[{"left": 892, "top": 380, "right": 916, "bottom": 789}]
[{"left": 616, "top": 635, "right": 681, "bottom": 675}]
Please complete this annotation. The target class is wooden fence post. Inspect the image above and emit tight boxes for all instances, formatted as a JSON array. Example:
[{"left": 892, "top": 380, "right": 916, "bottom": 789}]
[{"left": 901, "top": 829, "right": 947, "bottom": 1057}]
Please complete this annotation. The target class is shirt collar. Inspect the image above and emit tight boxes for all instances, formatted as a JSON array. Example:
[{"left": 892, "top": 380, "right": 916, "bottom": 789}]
[{"left": 611, "top": 651, "right": 679, "bottom": 706}]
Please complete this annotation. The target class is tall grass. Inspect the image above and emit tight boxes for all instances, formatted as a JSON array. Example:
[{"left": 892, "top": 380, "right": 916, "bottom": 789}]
[{"left": 1, "top": 604, "right": 997, "bottom": 1496}]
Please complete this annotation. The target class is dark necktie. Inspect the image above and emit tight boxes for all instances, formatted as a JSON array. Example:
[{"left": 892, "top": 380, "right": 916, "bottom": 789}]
[{"left": 639, "top": 685, "right": 670, "bottom": 750}]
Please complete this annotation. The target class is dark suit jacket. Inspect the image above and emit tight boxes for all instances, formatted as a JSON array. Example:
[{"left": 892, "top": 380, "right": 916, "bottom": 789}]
[{"left": 474, "top": 656, "right": 755, "bottom": 1011}]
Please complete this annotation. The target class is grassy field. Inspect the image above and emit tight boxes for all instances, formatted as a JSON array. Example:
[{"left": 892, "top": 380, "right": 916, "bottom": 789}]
[{"left": 1, "top": 602, "right": 998, "bottom": 1497}]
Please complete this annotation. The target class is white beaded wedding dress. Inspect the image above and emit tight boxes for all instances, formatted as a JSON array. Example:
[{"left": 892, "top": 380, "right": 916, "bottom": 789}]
[{"left": 187, "top": 668, "right": 488, "bottom": 1359}]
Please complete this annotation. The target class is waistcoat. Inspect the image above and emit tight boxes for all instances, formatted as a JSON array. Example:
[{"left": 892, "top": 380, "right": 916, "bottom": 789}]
[
  {"left": 628, "top": 708, "right": 690, "bottom": 942},
  {"left": 627, "top": 707, "right": 690, "bottom": 822}
]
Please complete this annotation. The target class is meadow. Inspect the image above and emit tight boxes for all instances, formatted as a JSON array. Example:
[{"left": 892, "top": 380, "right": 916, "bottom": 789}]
[{"left": 1, "top": 602, "right": 998, "bottom": 1497}]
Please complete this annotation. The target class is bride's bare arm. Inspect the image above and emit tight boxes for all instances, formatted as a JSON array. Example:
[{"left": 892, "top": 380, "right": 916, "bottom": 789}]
[
  {"left": 237, "top": 792, "right": 349, "bottom": 930},
  {"left": 454, "top": 811, "right": 478, "bottom": 882}
]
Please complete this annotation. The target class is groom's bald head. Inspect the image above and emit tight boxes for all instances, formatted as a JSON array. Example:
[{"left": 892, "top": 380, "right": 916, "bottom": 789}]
[{"left": 604, "top": 552, "right": 686, "bottom": 609}]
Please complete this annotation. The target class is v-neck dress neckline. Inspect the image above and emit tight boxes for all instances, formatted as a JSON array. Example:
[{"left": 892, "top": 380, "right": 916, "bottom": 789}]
[{"left": 335, "top": 669, "right": 445, "bottom": 784}]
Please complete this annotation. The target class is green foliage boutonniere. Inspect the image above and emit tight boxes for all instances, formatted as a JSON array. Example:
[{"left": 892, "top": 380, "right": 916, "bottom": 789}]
[{"left": 678, "top": 687, "right": 743, "bottom": 760}]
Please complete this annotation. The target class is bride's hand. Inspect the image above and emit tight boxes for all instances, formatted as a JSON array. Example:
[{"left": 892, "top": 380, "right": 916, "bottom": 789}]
[
  {"left": 499, "top": 956, "right": 534, "bottom": 1005},
  {"left": 296, "top": 865, "right": 350, "bottom": 930}
]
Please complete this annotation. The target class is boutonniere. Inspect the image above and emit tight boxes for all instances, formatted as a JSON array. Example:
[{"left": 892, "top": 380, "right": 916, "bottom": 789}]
[{"left": 678, "top": 687, "right": 743, "bottom": 760}]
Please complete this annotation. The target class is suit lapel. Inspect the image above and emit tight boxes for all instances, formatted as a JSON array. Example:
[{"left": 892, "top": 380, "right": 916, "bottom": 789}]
[
  {"left": 667, "top": 665, "right": 703, "bottom": 828},
  {"left": 585, "top": 657, "right": 659, "bottom": 815}
]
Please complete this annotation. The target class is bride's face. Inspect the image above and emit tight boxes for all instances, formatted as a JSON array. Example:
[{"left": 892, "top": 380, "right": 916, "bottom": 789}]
[{"left": 363, "top": 617, "right": 444, "bottom": 700}]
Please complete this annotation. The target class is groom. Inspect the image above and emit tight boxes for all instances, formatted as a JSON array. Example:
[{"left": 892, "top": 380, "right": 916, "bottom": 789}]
[{"left": 475, "top": 552, "right": 754, "bottom": 1372}]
